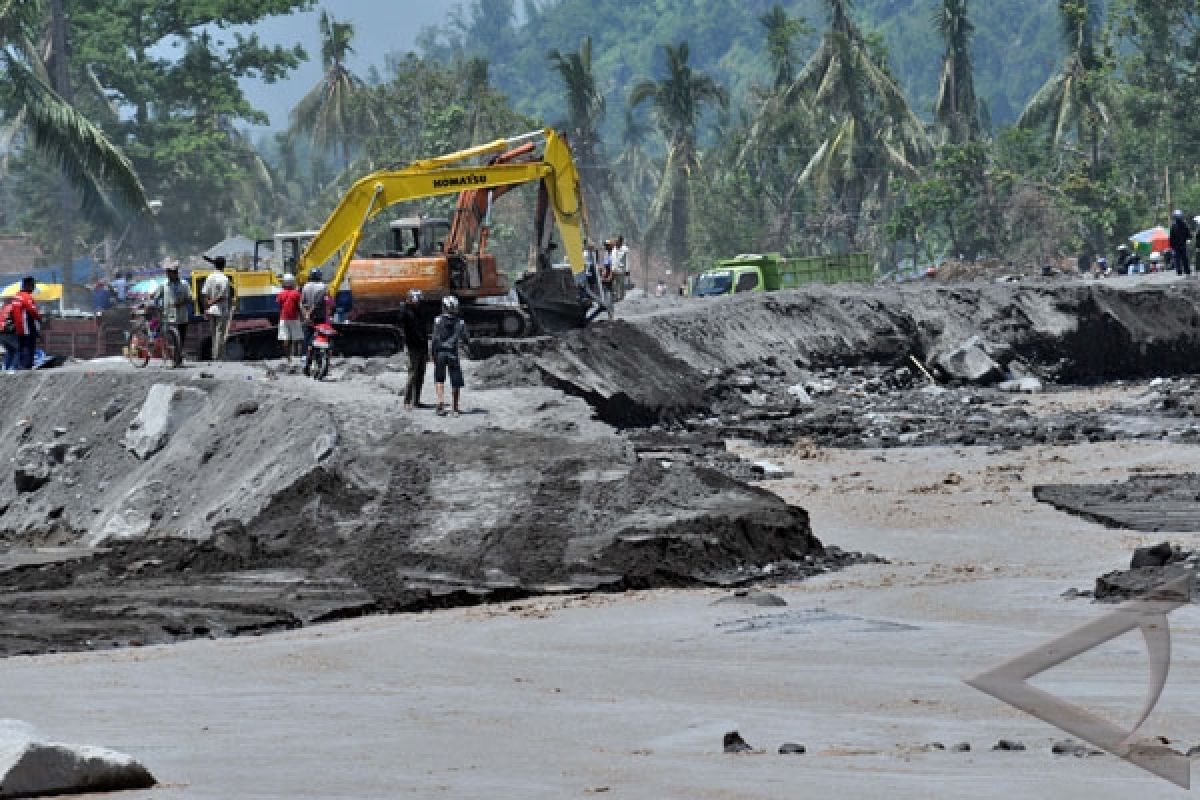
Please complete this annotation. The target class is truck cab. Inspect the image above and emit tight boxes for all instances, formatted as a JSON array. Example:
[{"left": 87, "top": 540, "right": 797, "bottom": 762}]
[{"left": 692, "top": 255, "right": 776, "bottom": 297}]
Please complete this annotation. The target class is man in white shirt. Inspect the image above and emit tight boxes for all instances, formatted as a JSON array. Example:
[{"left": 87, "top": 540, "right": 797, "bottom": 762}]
[
  {"left": 201, "top": 256, "right": 232, "bottom": 361},
  {"left": 612, "top": 234, "right": 630, "bottom": 301}
]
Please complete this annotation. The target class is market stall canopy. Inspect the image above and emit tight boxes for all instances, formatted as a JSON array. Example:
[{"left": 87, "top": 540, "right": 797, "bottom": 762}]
[
  {"left": 0, "top": 282, "right": 63, "bottom": 302},
  {"left": 1130, "top": 226, "right": 1170, "bottom": 256}
]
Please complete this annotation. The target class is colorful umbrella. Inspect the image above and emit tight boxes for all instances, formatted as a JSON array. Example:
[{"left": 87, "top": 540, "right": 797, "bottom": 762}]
[
  {"left": 1130, "top": 226, "right": 1170, "bottom": 256},
  {"left": 0, "top": 282, "right": 63, "bottom": 302},
  {"left": 128, "top": 276, "right": 166, "bottom": 298}
]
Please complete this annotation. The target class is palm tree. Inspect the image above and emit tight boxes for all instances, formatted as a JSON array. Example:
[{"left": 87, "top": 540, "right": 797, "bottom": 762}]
[
  {"left": 289, "top": 10, "right": 378, "bottom": 170},
  {"left": 736, "top": 5, "right": 817, "bottom": 250},
  {"left": 629, "top": 42, "right": 728, "bottom": 273},
  {"left": 785, "top": 0, "right": 931, "bottom": 244},
  {"left": 760, "top": 4, "right": 809, "bottom": 90},
  {"left": 933, "top": 0, "right": 981, "bottom": 144},
  {"left": 548, "top": 37, "right": 607, "bottom": 227},
  {"left": 1017, "top": 0, "right": 1115, "bottom": 171},
  {"left": 0, "top": 0, "right": 147, "bottom": 223}
]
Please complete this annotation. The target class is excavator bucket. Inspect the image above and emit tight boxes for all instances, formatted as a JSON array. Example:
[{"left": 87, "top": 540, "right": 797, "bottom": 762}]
[{"left": 514, "top": 268, "right": 591, "bottom": 332}]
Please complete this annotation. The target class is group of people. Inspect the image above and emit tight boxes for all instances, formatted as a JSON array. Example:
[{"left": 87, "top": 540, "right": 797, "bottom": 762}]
[
  {"left": 580, "top": 234, "right": 630, "bottom": 321},
  {"left": 145, "top": 255, "right": 335, "bottom": 374},
  {"left": 1104, "top": 209, "right": 1200, "bottom": 276},
  {"left": 398, "top": 289, "right": 470, "bottom": 417}
]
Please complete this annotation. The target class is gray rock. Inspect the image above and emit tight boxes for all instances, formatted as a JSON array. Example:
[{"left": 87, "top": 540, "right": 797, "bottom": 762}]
[
  {"left": 101, "top": 397, "right": 125, "bottom": 422},
  {"left": 0, "top": 719, "right": 155, "bottom": 798},
  {"left": 934, "top": 336, "right": 1006, "bottom": 385},
  {"left": 997, "top": 376, "right": 1043, "bottom": 393},
  {"left": 711, "top": 590, "right": 787, "bottom": 607},
  {"left": 13, "top": 444, "right": 53, "bottom": 493},
  {"left": 233, "top": 400, "right": 259, "bottom": 416},
  {"left": 1052, "top": 738, "right": 1103, "bottom": 757},
  {"left": 777, "top": 742, "right": 805, "bottom": 754},
  {"left": 992, "top": 739, "right": 1026, "bottom": 751},
  {"left": 723, "top": 731, "right": 753, "bottom": 754},
  {"left": 952, "top": 742, "right": 971, "bottom": 752},
  {"left": 123, "top": 384, "right": 207, "bottom": 460},
  {"left": 312, "top": 432, "right": 337, "bottom": 463},
  {"left": 786, "top": 383, "right": 813, "bottom": 405},
  {"left": 1131, "top": 541, "right": 1175, "bottom": 569}
]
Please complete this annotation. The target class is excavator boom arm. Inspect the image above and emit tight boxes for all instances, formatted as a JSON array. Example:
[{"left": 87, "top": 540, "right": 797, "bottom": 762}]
[{"left": 297, "top": 128, "right": 587, "bottom": 298}]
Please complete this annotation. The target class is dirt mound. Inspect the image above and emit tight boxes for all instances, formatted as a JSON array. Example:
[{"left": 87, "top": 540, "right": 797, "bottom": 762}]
[{"left": 0, "top": 369, "right": 838, "bottom": 657}]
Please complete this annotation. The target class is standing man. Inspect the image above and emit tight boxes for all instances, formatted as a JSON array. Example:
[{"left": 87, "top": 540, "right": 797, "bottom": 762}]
[
  {"left": 432, "top": 295, "right": 470, "bottom": 417},
  {"left": 153, "top": 264, "right": 192, "bottom": 365},
  {"left": 612, "top": 234, "right": 630, "bottom": 300},
  {"left": 201, "top": 256, "right": 232, "bottom": 361},
  {"left": 300, "top": 267, "right": 331, "bottom": 376},
  {"left": 400, "top": 289, "right": 429, "bottom": 410},
  {"left": 275, "top": 273, "right": 304, "bottom": 364},
  {"left": 11, "top": 276, "right": 41, "bottom": 370},
  {"left": 1170, "top": 210, "right": 1191, "bottom": 276}
]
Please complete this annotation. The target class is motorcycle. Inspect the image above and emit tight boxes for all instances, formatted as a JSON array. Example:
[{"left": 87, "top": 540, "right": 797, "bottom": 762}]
[{"left": 309, "top": 322, "right": 336, "bottom": 380}]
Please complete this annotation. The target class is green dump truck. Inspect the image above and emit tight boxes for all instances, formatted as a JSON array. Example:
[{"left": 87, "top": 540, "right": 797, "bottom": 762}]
[{"left": 690, "top": 252, "right": 873, "bottom": 297}]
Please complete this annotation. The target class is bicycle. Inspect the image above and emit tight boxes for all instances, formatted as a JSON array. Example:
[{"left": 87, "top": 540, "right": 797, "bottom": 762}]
[{"left": 126, "top": 305, "right": 182, "bottom": 368}]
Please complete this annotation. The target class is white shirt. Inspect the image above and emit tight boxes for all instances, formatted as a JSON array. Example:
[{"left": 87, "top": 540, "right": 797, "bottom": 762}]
[
  {"left": 201, "top": 271, "right": 231, "bottom": 316},
  {"left": 614, "top": 244, "right": 629, "bottom": 274}
]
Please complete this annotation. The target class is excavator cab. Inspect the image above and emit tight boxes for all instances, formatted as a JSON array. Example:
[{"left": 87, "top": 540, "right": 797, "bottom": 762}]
[{"left": 381, "top": 217, "right": 448, "bottom": 258}]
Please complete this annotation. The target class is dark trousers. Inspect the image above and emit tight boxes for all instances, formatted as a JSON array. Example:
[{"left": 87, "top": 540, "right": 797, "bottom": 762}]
[
  {"left": 17, "top": 334, "right": 36, "bottom": 369},
  {"left": 405, "top": 347, "right": 427, "bottom": 406},
  {"left": 1177, "top": 245, "right": 1191, "bottom": 275}
]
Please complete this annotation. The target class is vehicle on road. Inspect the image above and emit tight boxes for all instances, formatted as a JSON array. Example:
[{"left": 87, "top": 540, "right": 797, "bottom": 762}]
[{"left": 691, "top": 252, "right": 873, "bottom": 297}]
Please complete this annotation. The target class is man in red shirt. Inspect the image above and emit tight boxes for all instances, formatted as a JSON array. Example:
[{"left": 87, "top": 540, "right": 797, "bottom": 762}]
[
  {"left": 276, "top": 273, "right": 304, "bottom": 364},
  {"left": 12, "top": 276, "right": 41, "bottom": 370}
]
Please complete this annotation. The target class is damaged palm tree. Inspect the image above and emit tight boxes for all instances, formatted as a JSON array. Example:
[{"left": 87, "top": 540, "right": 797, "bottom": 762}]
[
  {"left": 787, "top": 0, "right": 931, "bottom": 247},
  {"left": 629, "top": 41, "right": 728, "bottom": 277},
  {"left": 933, "top": 0, "right": 983, "bottom": 144}
]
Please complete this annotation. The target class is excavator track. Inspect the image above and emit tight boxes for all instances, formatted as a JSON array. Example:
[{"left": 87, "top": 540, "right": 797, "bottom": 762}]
[
  {"left": 461, "top": 304, "right": 534, "bottom": 338},
  {"left": 211, "top": 321, "right": 403, "bottom": 361}
]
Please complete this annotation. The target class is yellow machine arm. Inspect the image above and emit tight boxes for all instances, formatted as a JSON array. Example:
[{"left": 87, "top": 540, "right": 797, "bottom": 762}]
[{"left": 296, "top": 128, "right": 587, "bottom": 297}]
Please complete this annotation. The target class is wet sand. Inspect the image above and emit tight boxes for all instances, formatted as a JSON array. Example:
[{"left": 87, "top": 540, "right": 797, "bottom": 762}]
[{"left": 5, "top": 439, "right": 1200, "bottom": 798}]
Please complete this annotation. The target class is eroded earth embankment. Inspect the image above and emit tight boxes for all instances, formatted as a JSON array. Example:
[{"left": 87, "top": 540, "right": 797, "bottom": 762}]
[
  {"left": 0, "top": 370, "right": 834, "bottom": 656},
  {"left": 529, "top": 282, "right": 1200, "bottom": 427},
  {"left": 5, "top": 279, "right": 1200, "bottom": 657}
]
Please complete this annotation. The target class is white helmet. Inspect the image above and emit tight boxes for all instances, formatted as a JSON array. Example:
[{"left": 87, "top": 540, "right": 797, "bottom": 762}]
[
  {"left": 442, "top": 295, "right": 459, "bottom": 314},
  {"left": 282, "top": 273, "right": 296, "bottom": 287},
  {"left": 407, "top": 288, "right": 423, "bottom": 304}
]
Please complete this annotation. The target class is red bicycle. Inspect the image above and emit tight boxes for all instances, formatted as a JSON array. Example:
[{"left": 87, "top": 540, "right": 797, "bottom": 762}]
[{"left": 126, "top": 306, "right": 182, "bottom": 368}]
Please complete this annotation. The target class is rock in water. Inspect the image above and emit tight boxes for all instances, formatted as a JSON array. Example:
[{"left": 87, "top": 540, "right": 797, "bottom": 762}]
[
  {"left": 1131, "top": 541, "right": 1175, "bottom": 568},
  {"left": 0, "top": 720, "right": 155, "bottom": 798},
  {"left": 723, "top": 731, "right": 754, "bottom": 753},
  {"left": 777, "top": 742, "right": 806, "bottom": 754}
]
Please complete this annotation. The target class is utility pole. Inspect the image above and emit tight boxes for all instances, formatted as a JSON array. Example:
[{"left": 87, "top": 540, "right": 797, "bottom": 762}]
[{"left": 50, "top": 0, "right": 75, "bottom": 289}]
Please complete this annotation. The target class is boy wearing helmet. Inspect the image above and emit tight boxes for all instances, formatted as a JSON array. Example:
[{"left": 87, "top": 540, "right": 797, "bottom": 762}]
[
  {"left": 400, "top": 289, "right": 429, "bottom": 410},
  {"left": 276, "top": 273, "right": 304, "bottom": 363},
  {"left": 432, "top": 295, "right": 470, "bottom": 416}
]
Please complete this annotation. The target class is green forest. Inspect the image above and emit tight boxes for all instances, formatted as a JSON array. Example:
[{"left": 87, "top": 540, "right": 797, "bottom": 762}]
[{"left": 1, "top": 0, "right": 1196, "bottom": 284}]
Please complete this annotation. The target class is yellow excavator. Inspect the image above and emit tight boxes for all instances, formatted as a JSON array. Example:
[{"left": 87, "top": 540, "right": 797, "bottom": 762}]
[{"left": 193, "top": 128, "right": 603, "bottom": 358}]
